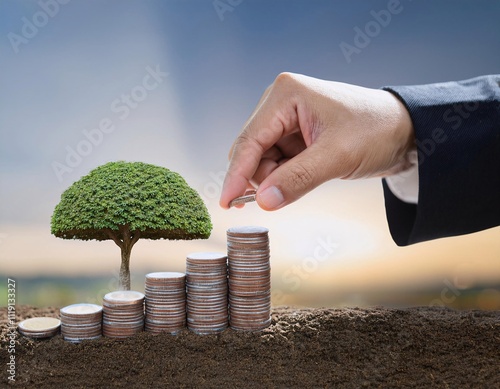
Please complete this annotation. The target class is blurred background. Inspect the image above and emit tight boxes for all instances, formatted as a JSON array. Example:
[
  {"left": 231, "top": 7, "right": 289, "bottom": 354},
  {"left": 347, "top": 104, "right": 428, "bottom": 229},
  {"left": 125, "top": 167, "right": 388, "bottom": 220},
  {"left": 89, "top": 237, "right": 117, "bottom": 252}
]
[{"left": 1, "top": 0, "right": 499, "bottom": 309}]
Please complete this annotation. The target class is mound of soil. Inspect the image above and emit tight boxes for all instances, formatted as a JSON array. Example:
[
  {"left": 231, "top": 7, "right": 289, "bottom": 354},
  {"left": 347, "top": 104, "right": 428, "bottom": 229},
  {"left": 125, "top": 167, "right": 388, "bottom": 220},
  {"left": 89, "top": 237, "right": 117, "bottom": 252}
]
[{"left": 1, "top": 306, "right": 499, "bottom": 388}]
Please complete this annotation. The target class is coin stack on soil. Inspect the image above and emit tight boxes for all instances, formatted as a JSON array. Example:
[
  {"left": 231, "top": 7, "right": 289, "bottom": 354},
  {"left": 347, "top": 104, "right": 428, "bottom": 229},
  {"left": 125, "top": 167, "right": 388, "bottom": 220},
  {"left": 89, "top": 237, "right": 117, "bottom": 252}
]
[
  {"left": 102, "top": 291, "right": 145, "bottom": 339},
  {"left": 227, "top": 226, "right": 272, "bottom": 331},
  {"left": 144, "top": 272, "right": 186, "bottom": 334},
  {"left": 18, "top": 317, "right": 61, "bottom": 339},
  {"left": 186, "top": 252, "right": 229, "bottom": 334},
  {"left": 60, "top": 303, "right": 103, "bottom": 343}
]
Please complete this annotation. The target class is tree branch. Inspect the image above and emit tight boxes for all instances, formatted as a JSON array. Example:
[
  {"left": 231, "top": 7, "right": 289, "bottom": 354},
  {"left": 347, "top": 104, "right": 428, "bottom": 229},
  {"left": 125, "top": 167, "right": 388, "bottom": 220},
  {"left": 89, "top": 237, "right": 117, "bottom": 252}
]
[
  {"left": 131, "top": 230, "right": 141, "bottom": 246},
  {"left": 106, "top": 229, "right": 123, "bottom": 248}
]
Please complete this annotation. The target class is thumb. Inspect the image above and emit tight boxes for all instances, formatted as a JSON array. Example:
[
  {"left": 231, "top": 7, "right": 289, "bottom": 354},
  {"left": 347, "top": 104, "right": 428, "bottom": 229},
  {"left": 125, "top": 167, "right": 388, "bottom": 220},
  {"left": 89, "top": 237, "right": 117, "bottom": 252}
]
[{"left": 256, "top": 147, "right": 329, "bottom": 211}]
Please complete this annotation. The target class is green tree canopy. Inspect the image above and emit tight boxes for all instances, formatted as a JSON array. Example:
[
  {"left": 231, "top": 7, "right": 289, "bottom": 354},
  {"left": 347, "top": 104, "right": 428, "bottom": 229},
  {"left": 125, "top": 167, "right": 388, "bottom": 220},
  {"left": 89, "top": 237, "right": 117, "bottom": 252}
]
[{"left": 51, "top": 161, "right": 212, "bottom": 289}]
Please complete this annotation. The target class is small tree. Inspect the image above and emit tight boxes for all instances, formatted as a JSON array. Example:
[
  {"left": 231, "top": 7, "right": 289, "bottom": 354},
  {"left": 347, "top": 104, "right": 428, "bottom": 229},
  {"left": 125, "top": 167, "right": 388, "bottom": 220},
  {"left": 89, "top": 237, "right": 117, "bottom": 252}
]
[{"left": 51, "top": 161, "right": 212, "bottom": 290}]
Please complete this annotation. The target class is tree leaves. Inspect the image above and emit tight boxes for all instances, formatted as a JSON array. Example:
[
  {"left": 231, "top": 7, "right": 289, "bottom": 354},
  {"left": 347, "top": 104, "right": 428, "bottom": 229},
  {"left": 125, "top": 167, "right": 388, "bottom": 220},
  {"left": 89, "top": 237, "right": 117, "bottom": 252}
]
[{"left": 51, "top": 161, "right": 212, "bottom": 242}]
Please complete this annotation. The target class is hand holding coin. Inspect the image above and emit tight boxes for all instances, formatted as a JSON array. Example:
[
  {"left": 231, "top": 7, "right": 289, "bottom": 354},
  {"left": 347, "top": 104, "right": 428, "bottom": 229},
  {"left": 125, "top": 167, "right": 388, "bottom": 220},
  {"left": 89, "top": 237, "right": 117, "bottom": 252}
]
[
  {"left": 229, "top": 189, "right": 257, "bottom": 208},
  {"left": 220, "top": 72, "right": 415, "bottom": 211}
]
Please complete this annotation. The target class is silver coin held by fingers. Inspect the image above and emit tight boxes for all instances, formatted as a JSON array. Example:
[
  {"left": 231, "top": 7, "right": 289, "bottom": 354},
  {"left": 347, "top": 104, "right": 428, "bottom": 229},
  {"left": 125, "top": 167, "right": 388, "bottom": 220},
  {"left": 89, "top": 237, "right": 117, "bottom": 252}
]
[{"left": 229, "top": 190, "right": 257, "bottom": 208}]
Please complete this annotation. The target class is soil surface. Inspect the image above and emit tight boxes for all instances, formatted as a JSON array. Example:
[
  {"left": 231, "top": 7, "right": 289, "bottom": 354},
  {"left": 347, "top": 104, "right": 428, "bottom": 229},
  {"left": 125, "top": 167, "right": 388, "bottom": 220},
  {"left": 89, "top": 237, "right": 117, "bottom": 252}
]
[{"left": 1, "top": 306, "right": 499, "bottom": 388}]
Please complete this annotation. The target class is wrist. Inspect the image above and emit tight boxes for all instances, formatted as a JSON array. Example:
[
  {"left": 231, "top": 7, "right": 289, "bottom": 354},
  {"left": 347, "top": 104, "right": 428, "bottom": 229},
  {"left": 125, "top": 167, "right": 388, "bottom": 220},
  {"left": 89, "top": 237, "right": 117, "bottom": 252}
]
[{"left": 384, "top": 89, "right": 416, "bottom": 172}]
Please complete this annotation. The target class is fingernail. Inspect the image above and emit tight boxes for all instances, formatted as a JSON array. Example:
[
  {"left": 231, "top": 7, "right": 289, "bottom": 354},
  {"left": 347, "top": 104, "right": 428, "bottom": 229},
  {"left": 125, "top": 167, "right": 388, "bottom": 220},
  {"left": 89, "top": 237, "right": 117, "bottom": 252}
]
[{"left": 258, "top": 186, "right": 284, "bottom": 210}]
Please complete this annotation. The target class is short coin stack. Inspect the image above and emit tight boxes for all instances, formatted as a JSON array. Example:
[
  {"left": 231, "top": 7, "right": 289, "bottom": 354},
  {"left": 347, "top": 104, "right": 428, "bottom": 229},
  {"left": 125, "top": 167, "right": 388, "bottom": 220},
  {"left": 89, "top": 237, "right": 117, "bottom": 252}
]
[
  {"left": 145, "top": 272, "right": 186, "bottom": 334},
  {"left": 18, "top": 317, "right": 61, "bottom": 339},
  {"left": 186, "top": 252, "right": 229, "bottom": 334},
  {"left": 227, "top": 226, "right": 271, "bottom": 331},
  {"left": 103, "top": 291, "right": 144, "bottom": 339},
  {"left": 60, "top": 303, "right": 103, "bottom": 343}
]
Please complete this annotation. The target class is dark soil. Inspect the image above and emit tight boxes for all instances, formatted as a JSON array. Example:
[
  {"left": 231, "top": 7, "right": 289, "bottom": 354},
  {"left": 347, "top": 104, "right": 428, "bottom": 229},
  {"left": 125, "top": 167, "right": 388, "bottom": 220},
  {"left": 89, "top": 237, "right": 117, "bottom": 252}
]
[{"left": 1, "top": 306, "right": 499, "bottom": 388}]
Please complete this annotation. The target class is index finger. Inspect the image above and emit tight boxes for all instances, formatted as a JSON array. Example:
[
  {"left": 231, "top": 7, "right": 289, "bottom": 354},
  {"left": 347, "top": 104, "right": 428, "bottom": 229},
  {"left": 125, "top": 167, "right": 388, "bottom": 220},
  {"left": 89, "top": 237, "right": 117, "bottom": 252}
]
[
  {"left": 220, "top": 114, "right": 286, "bottom": 209},
  {"left": 227, "top": 83, "right": 273, "bottom": 161},
  {"left": 219, "top": 139, "right": 262, "bottom": 209}
]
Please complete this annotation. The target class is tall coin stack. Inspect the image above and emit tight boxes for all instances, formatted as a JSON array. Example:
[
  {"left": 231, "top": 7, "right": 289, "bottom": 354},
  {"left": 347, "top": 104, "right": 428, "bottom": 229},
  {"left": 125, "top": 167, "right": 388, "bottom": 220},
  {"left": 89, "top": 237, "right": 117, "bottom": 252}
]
[
  {"left": 144, "top": 272, "right": 186, "bottom": 334},
  {"left": 60, "top": 303, "right": 102, "bottom": 343},
  {"left": 103, "top": 291, "right": 145, "bottom": 339},
  {"left": 227, "top": 226, "right": 272, "bottom": 331},
  {"left": 186, "top": 252, "right": 229, "bottom": 334}
]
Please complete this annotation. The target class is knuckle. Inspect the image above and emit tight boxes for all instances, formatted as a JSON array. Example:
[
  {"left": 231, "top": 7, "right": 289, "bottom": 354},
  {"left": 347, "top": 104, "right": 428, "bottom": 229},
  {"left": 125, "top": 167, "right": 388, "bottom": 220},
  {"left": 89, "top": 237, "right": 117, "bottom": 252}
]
[
  {"left": 274, "top": 72, "right": 296, "bottom": 87},
  {"left": 233, "top": 132, "right": 255, "bottom": 153},
  {"left": 272, "top": 73, "right": 305, "bottom": 106},
  {"left": 235, "top": 131, "right": 251, "bottom": 146},
  {"left": 231, "top": 132, "right": 264, "bottom": 165},
  {"left": 286, "top": 162, "right": 315, "bottom": 192}
]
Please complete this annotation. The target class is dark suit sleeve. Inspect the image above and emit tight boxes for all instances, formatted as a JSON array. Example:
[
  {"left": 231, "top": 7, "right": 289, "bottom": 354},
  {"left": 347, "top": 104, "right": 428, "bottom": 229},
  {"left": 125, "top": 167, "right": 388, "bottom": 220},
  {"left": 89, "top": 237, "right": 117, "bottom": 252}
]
[{"left": 381, "top": 75, "right": 500, "bottom": 246}]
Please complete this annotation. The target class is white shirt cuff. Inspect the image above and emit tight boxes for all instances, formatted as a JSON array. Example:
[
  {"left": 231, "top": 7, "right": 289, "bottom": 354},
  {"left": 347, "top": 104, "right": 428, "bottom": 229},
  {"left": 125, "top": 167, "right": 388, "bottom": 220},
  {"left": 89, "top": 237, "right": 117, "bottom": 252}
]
[{"left": 385, "top": 150, "right": 419, "bottom": 204}]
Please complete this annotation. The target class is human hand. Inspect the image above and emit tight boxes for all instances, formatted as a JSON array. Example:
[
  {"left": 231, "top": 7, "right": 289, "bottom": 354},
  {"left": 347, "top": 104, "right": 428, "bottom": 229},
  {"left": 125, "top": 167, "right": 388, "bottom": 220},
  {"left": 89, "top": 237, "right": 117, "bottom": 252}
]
[{"left": 220, "top": 72, "right": 415, "bottom": 211}]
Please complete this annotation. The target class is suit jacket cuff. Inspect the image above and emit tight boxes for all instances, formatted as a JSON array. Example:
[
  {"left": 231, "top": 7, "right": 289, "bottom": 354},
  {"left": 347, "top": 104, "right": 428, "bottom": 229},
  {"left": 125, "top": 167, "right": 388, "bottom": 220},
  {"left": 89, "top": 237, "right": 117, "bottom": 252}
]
[{"left": 382, "top": 75, "right": 500, "bottom": 246}]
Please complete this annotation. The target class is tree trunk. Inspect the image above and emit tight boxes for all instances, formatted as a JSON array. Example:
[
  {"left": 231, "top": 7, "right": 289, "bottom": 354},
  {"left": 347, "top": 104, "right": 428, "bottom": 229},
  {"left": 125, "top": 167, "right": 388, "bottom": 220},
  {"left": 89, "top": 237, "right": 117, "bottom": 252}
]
[
  {"left": 119, "top": 245, "right": 132, "bottom": 290},
  {"left": 107, "top": 226, "right": 140, "bottom": 291}
]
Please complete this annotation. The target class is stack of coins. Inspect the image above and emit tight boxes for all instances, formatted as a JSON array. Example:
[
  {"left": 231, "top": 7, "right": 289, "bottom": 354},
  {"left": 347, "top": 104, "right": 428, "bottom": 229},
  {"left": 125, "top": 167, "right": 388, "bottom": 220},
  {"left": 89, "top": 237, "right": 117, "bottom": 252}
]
[
  {"left": 227, "top": 226, "right": 271, "bottom": 331},
  {"left": 18, "top": 317, "right": 61, "bottom": 339},
  {"left": 102, "top": 291, "right": 144, "bottom": 339},
  {"left": 186, "top": 252, "right": 228, "bottom": 334},
  {"left": 60, "top": 303, "right": 102, "bottom": 343},
  {"left": 144, "top": 272, "right": 186, "bottom": 334}
]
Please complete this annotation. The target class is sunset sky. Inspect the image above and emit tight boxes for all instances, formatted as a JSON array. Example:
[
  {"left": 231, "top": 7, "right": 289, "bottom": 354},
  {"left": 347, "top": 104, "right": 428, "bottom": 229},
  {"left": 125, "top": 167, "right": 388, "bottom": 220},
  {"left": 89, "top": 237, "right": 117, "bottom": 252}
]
[{"left": 1, "top": 0, "right": 499, "bottom": 307}]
